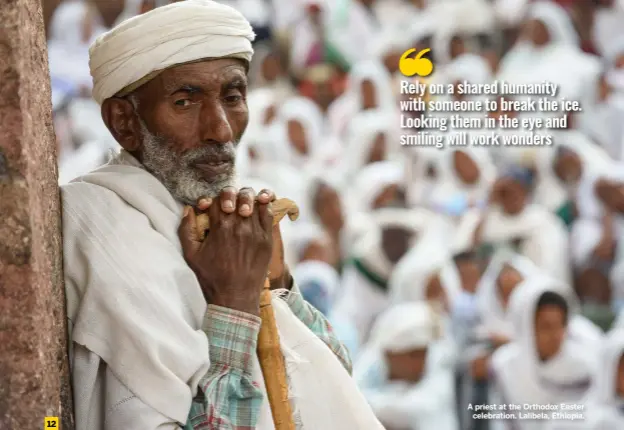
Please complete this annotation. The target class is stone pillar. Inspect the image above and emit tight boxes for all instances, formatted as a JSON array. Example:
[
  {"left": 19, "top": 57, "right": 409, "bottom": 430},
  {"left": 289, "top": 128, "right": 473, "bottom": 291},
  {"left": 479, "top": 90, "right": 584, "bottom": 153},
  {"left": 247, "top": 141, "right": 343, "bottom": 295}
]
[{"left": 0, "top": 1, "right": 74, "bottom": 429}]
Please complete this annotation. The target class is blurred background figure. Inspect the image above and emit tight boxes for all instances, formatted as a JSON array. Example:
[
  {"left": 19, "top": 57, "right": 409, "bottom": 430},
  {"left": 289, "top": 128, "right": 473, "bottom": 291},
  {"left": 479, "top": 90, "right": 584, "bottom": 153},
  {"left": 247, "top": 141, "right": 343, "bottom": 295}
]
[{"left": 45, "top": 0, "right": 624, "bottom": 428}]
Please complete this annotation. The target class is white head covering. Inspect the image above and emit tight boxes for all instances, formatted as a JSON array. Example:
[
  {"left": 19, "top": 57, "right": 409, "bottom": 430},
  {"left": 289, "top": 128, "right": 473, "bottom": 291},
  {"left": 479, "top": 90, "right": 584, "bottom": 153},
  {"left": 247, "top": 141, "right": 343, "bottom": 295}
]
[
  {"left": 444, "top": 53, "right": 493, "bottom": 85},
  {"left": 347, "top": 161, "right": 404, "bottom": 214},
  {"left": 475, "top": 250, "right": 542, "bottom": 339},
  {"left": 389, "top": 234, "right": 461, "bottom": 307},
  {"left": 267, "top": 96, "right": 332, "bottom": 168},
  {"left": 491, "top": 275, "right": 602, "bottom": 409},
  {"left": 89, "top": 0, "right": 255, "bottom": 104},
  {"left": 288, "top": 222, "right": 330, "bottom": 262},
  {"left": 368, "top": 302, "right": 440, "bottom": 353},
  {"left": 345, "top": 60, "right": 396, "bottom": 113},
  {"left": 527, "top": 1, "right": 579, "bottom": 46}
]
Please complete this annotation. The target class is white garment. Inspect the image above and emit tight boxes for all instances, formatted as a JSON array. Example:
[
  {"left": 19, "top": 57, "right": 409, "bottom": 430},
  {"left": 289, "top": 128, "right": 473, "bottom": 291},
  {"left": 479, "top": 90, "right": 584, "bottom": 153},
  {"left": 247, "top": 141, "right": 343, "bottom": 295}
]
[
  {"left": 63, "top": 150, "right": 384, "bottom": 429},
  {"left": 354, "top": 302, "right": 459, "bottom": 430},
  {"left": 490, "top": 276, "right": 603, "bottom": 430},
  {"left": 455, "top": 205, "right": 572, "bottom": 284},
  {"left": 429, "top": 145, "right": 496, "bottom": 213},
  {"left": 89, "top": 0, "right": 255, "bottom": 104},
  {"left": 533, "top": 130, "right": 613, "bottom": 212},
  {"left": 332, "top": 208, "right": 439, "bottom": 343},
  {"left": 475, "top": 250, "right": 542, "bottom": 341},
  {"left": 266, "top": 96, "right": 337, "bottom": 170},
  {"left": 580, "top": 329, "right": 624, "bottom": 429}
]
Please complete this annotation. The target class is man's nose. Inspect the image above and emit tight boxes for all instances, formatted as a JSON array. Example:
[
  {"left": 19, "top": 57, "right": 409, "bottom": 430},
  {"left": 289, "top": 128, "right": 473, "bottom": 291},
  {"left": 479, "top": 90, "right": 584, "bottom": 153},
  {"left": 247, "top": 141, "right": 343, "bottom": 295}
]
[{"left": 199, "top": 102, "right": 234, "bottom": 144}]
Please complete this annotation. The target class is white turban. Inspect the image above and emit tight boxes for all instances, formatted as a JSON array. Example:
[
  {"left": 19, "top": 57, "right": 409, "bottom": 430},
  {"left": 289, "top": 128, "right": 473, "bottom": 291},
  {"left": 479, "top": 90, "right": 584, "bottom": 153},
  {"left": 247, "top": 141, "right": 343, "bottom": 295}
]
[{"left": 89, "top": 0, "right": 255, "bottom": 104}]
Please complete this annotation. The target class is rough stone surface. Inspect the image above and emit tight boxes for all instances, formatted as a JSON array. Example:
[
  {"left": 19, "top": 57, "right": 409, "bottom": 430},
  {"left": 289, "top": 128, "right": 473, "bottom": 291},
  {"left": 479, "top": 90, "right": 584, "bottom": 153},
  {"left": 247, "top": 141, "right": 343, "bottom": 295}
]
[{"left": 0, "top": 1, "right": 74, "bottom": 429}]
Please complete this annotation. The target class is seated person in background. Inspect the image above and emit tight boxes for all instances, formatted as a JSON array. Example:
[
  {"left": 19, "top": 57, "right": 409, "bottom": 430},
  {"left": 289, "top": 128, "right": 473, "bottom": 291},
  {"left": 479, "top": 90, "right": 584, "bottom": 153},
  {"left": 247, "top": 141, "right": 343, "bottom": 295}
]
[
  {"left": 460, "top": 166, "right": 571, "bottom": 284},
  {"left": 354, "top": 302, "right": 459, "bottom": 430},
  {"left": 490, "top": 277, "right": 603, "bottom": 430}
]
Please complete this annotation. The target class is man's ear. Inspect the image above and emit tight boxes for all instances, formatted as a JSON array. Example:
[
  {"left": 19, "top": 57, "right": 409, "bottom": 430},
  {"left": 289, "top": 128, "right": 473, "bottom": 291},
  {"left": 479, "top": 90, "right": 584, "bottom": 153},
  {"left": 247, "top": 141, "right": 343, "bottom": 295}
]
[{"left": 101, "top": 97, "right": 142, "bottom": 152}]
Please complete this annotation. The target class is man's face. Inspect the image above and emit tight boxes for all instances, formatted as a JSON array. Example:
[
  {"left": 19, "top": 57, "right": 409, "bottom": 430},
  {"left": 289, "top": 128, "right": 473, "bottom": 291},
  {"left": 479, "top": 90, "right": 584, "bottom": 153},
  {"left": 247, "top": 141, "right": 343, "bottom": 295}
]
[
  {"left": 119, "top": 59, "right": 249, "bottom": 204},
  {"left": 453, "top": 151, "right": 480, "bottom": 185},
  {"left": 534, "top": 305, "right": 566, "bottom": 361},
  {"left": 496, "top": 265, "right": 523, "bottom": 310},
  {"left": 554, "top": 151, "right": 582, "bottom": 183},
  {"left": 314, "top": 183, "right": 345, "bottom": 233},
  {"left": 385, "top": 347, "right": 427, "bottom": 383},
  {"left": 381, "top": 227, "right": 413, "bottom": 264},
  {"left": 499, "top": 179, "right": 528, "bottom": 215}
]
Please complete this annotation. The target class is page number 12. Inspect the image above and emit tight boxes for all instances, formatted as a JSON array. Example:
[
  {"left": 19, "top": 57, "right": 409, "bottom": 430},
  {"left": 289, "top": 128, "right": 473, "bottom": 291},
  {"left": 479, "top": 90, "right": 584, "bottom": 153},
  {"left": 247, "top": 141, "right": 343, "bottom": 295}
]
[{"left": 44, "top": 417, "right": 58, "bottom": 429}]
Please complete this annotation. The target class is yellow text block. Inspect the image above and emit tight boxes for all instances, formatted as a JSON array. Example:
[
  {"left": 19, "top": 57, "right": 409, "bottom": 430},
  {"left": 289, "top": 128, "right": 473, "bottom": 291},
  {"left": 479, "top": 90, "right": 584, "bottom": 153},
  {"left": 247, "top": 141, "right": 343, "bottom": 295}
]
[{"left": 44, "top": 417, "right": 59, "bottom": 429}]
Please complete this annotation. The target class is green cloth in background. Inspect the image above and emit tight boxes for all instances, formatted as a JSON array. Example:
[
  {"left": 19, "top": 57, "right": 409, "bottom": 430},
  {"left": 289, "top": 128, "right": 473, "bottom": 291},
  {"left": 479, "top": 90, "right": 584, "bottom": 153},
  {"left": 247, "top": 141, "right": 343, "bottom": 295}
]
[{"left": 555, "top": 200, "right": 576, "bottom": 227}]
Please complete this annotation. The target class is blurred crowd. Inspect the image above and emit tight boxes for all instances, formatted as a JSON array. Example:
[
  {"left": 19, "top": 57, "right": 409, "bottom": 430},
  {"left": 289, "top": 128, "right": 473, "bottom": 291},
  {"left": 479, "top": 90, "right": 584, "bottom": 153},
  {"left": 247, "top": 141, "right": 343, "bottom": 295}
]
[{"left": 45, "top": 0, "right": 624, "bottom": 429}]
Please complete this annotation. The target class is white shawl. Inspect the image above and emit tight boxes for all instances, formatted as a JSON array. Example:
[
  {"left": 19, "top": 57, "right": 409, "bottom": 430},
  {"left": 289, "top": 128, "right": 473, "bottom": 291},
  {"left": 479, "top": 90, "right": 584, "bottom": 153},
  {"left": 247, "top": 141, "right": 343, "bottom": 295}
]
[
  {"left": 455, "top": 205, "right": 571, "bottom": 284},
  {"left": 62, "top": 150, "right": 384, "bottom": 429},
  {"left": 581, "top": 329, "right": 624, "bottom": 429},
  {"left": 490, "top": 276, "right": 603, "bottom": 430},
  {"left": 475, "top": 250, "right": 543, "bottom": 340},
  {"left": 533, "top": 130, "right": 613, "bottom": 212}
]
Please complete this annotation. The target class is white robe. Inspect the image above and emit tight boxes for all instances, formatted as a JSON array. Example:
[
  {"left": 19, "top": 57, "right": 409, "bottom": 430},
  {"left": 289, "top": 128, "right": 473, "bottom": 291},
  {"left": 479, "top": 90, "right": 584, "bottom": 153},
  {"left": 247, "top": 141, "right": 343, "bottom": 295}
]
[
  {"left": 354, "top": 302, "right": 459, "bottom": 430},
  {"left": 62, "top": 150, "right": 384, "bottom": 429},
  {"left": 455, "top": 205, "right": 572, "bottom": 285},
  {"left": 489, "top": 276, "right": 603, "bottom": 430},
  {"left": 332, "top": 207, "right": 444, "bottom": 344},
  {"left": 577, "top": 329, "right": 624, "bottom": 430}
]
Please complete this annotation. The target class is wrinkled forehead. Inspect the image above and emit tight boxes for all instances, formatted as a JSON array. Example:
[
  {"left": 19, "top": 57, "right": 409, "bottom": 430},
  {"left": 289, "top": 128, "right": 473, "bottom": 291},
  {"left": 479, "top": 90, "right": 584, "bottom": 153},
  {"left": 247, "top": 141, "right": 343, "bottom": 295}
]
[{"left": 131, "top": 58, "right": 249, "bottom": 99}]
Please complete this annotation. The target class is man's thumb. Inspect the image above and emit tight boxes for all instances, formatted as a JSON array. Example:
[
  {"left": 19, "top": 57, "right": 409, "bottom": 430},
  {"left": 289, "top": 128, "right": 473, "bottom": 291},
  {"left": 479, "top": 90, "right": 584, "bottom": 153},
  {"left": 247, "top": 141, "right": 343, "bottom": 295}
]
[{"left": 178, "top": 206, "right": 202, "bottom": 257}]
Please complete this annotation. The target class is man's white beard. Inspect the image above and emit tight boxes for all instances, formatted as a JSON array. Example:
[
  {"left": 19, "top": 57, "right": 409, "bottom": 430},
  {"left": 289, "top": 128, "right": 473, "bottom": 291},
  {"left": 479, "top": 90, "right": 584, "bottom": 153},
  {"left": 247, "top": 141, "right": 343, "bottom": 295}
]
[{"left": 139, "top": 119, "right": 237, "bottom": 205}]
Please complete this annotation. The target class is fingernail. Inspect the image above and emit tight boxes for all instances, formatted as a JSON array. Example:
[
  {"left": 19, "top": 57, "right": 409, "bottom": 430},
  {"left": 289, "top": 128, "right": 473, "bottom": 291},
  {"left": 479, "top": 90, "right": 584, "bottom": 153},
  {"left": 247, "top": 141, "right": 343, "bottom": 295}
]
[
  {"left": 198, "top": 198, "right": 211, "bottom": 207},
  {"left": 259, "top": 192, "right": 269, "bottom": 199},
  {"left": 223, "top": 200, "right": 234, "bottom": 209},
  {"left": 240, "top": 204, "right": 250, "bottom": 213}
]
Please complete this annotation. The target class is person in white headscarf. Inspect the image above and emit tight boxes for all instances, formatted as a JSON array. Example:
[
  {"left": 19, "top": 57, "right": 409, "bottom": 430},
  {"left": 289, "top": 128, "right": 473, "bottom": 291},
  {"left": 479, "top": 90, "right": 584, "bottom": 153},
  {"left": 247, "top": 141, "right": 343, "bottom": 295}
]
[
  {"left": 323, "top": 0, "right": 380, "bottom": 68},
  {"left": 580, "top": 328, "right": 624, "bottom": 429},
  {"left": 302, "top": 172, "right": 349, "bottom": 268},
  {"left": 571, "top": 165, "right": 624, "bottom": 314},
  {"left": 456, "top": 167, "right": 572, "bottom": 284},
  {"left": 48, "top": 0, "right": 106, "bottom": 94},
  {"left": 533, "top": 130, "right": 613, "bottom": 225},
  {"left": 497, "top": 1, "right": 600, "bottom": 100},
  {"left": 354, "top": 301, "right": 459, "bottom": 430},
  {"left": 327, "top": 59, "right": 397, "bottom": 140},
  {"left": 579, "top": 70, "right": 624, "bottom": 162},
  {"left": 66, "top": 2, "right": 385, "bottom": 429},
  {"left": 332, "top": 207, "right": 444, "bottom": 344},
  {"left": 489, "top": 276, "right": 603, "bottom": 430},
  {"left": 429, "top": 146, "right": 497, "bottom": 217},
  {"left": 339, "top": 113, "right": 399, "bottom": 181},
  {"left": 266, "top": 95, "right": 338, "bottom": 170}
]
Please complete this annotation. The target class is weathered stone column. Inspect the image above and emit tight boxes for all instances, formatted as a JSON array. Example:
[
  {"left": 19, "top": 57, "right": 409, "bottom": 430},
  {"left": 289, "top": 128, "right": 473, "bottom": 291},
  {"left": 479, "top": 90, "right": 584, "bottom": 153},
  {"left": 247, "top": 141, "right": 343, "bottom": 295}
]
[{"left": 0, "top": 1, "right": 74, "bottom": 429}]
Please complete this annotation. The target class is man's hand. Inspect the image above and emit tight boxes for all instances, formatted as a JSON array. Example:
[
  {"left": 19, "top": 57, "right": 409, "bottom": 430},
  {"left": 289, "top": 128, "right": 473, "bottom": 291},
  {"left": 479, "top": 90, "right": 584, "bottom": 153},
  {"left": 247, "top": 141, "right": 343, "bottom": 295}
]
[
  {"left": 178, "top": 187, "right": 274, "bottom": 316},
  {"left": 268, "top": 223, "right": 292, "bottom": 290}
]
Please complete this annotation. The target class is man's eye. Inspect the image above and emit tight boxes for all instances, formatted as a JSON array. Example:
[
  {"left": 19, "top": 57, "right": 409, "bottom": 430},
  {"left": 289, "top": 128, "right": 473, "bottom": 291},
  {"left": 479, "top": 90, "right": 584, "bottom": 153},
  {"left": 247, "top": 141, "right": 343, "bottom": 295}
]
[
  {"left": 174, "top": 99, "right": 191, "bottom": 107},
  {"left": 224, "top": 95, "right": 242, "bottom": 104}
]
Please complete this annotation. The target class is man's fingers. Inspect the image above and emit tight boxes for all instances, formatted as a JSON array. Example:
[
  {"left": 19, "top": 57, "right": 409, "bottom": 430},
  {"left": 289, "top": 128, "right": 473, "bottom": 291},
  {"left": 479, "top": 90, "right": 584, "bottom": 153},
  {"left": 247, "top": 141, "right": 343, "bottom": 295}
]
[
  {"left": 237, "top": 187, "right": 255, "bottom": 217},
  {"left": 178, "top": 206, "right": 202, "bottom": 258},
  {"left": 257, "top": 188, "right": 276, "bottom": 205},
  {"left": 257, "top": 200, "right": 274, "bottom": 233},
  {"left": 196, "top": 196, "right": 213, "bottom": 212},
  {"left": 219, "top": 187, "right": 238, "bottom": 213}
]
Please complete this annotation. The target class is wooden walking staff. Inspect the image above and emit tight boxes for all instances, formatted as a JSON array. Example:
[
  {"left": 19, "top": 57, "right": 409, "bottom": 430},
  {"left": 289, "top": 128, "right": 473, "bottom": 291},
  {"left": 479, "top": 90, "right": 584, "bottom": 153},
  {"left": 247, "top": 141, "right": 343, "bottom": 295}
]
[{"left": 195, "top": 198, "right": 300, "bottom": 430}]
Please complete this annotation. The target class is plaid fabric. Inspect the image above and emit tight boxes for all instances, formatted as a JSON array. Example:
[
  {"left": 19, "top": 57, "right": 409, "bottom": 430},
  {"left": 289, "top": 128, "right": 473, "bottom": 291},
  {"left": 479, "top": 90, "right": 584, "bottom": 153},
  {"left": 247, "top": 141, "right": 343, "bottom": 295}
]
[
  {"left": 186, "top": 305, "right": 263, "bottom": 430},
  {"left": 186, "top": 294, "right": 352, "bottom": 429},
  {"left": 285, "top": 292, "right": 353, "bottom": 375}
]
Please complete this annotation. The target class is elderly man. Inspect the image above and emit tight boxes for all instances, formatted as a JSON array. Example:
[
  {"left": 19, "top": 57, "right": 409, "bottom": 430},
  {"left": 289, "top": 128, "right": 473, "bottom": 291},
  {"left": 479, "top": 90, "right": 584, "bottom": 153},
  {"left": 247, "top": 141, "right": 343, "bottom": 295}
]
[{"left": 62, "top": 1, "right": 383, "bottom": 429}]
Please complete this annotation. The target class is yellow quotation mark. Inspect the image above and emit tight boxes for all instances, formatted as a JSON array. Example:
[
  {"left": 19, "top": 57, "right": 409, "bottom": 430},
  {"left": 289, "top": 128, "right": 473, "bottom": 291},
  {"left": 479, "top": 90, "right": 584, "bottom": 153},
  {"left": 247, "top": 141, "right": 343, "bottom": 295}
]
[{"left": 399, "top": 48, "right": 434, "bottom": 77}]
